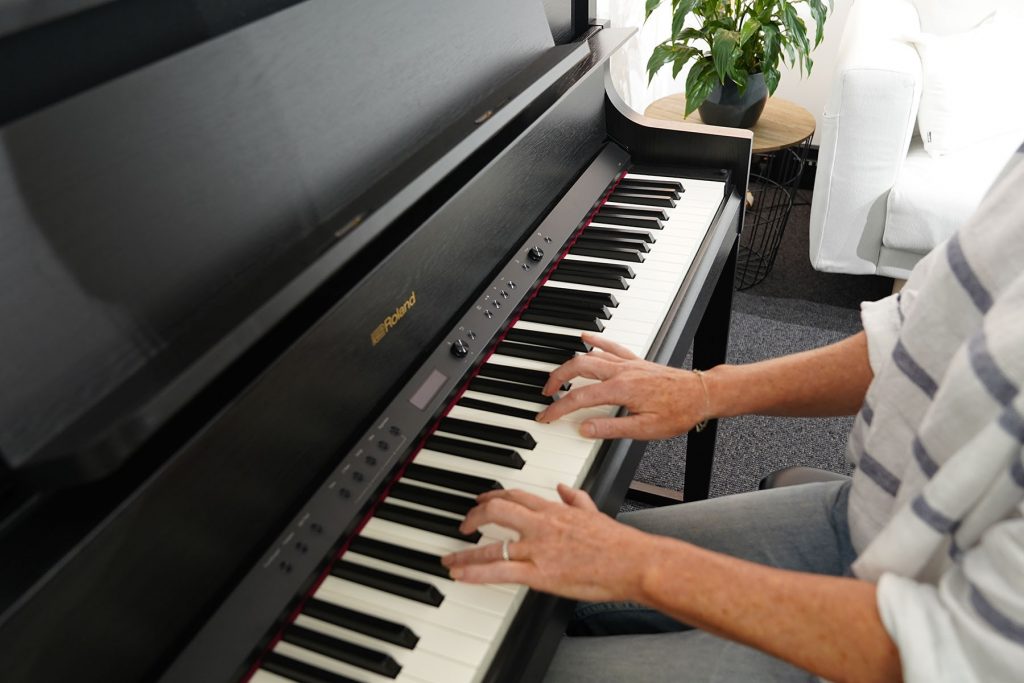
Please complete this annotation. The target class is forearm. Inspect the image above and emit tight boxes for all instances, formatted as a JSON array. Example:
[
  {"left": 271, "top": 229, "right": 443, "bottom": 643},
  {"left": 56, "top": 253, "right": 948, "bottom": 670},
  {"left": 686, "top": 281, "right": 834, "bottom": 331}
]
[
  {"left": 704, "top": 331, "right": 872, "bottom": 419},
  {"left": 640, "top": 535, "right": 902, "bottom": 683}
]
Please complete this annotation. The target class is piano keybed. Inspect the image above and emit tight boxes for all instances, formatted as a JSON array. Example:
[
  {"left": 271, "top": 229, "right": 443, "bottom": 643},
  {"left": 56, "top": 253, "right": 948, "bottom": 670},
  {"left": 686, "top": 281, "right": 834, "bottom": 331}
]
[{"left": 249, "top": 171, "right": 725, "bottom": 683}]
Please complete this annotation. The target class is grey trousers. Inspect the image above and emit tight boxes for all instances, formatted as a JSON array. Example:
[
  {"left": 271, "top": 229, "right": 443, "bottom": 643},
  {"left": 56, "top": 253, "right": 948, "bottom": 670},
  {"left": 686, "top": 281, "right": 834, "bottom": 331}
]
[{"left": 543, "top": 480, "right": 855, "bottom": 682}]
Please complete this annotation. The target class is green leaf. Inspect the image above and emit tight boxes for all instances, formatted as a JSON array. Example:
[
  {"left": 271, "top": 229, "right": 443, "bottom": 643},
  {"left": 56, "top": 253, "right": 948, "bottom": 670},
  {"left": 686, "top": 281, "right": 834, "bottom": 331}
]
[
  {"left": 764, "top": 63, "right": 781, "bottom": 95},
  {"left": 647, "top": 43, "right": 676, "bottom": 83},
  {"left": 673, "top": 26, "right": 706, "bottom": 44},
  {"left": 761, "top": 21, "right": 780, "bottom": 67},
  {"left": 684, "top": 59, "right": 716, "bottom": 116},
  {"left": 807, "top": 0, "right": 828, "bottom": 46},
  {"left": 711, "top": 28, "right": 740, "bottom": 83},
  {"left": 671, "top": 46, "right": 700, "bottom": 78},
  {"left": 728, "top": 65, "right": 748, "bottom": 93},
  {"left": 645, "top": 0, "right": 664, "bottom": 21},
  {"left": 780, "top": 2, "right": 810, "bottom": 55},
  {"left": 671, "top": 0, "right": 700, "bottom": 37},
  {"left": 739, "top": 18, "right": 761, "bottom": 46}
]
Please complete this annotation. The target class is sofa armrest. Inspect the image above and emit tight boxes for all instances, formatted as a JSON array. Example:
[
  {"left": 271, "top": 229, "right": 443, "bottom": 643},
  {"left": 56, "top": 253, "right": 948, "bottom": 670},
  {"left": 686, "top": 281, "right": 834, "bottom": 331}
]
[{"left": 809, "top": 0, "right": 922, "bottom": 275}]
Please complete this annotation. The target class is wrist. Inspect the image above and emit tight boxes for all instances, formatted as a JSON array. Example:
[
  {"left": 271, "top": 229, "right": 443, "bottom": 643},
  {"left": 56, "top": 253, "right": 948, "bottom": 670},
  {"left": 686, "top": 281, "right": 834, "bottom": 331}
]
[{"left": 693, "top": 364, "right": 730, "bottom": 422}]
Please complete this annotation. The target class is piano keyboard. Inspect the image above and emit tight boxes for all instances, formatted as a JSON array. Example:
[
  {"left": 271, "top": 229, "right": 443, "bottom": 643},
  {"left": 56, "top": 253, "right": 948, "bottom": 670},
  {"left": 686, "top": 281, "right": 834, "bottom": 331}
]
[{"left": 250, "top": 171, "right": 725, "bottom": 683}]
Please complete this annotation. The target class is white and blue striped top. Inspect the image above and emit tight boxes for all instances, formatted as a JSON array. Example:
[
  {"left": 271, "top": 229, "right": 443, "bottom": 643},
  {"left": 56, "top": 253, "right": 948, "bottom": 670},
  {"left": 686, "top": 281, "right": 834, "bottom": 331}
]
[{"left": 846, "top": 146, "right": 1024, "bottom": 681}]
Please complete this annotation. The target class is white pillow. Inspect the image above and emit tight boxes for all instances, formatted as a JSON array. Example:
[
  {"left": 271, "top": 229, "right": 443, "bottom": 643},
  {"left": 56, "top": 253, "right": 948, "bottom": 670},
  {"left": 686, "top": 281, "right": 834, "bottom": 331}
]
[
  {"left": 911, "top": 0, "right": 995, "bottom": 35},
  {"left": 910, "top": 14, "right": 1024, "bottom": 158}
]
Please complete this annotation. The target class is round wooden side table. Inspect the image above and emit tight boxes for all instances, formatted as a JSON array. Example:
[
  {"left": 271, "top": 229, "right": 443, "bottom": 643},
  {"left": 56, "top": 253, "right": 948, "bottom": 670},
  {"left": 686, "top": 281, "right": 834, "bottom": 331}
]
[{"left": 645, "top": 95, "right": 816, "bottom": 289}]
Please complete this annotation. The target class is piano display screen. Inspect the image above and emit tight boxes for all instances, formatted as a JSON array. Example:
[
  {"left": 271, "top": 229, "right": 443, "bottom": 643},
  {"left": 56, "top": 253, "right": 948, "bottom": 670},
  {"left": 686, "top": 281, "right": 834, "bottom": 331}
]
[{"left": 409, "top": 370, "right": 450, "bottom": 411}]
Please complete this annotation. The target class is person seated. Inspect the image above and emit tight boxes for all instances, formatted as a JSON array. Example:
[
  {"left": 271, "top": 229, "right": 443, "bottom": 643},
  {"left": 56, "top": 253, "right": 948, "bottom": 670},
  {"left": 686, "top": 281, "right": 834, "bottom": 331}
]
[{"left": 441, "top": 147, "right": 1024, "bottom": 682}]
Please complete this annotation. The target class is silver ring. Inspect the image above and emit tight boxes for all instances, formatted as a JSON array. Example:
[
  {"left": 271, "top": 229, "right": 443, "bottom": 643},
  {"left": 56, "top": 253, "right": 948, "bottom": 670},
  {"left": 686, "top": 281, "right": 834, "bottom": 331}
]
[{"left": 501, "top": 539, "right": 511, "bottom": 562}]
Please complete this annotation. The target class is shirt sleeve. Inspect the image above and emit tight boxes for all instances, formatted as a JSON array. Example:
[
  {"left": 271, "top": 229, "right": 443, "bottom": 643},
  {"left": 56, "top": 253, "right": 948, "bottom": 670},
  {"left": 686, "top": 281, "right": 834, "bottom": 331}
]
[
  {"left": 876, "top": 514, "right": 1024, "bottom": 683},
  {"left": 859, "top": 239, "right": 946, "bottom": 375}
]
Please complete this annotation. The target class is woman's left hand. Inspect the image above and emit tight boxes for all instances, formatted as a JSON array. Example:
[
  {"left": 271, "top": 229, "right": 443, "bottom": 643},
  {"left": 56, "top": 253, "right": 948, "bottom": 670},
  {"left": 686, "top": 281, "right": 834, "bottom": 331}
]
[{"left": 441, "top": 484, "right": 658, "bottom": 603}]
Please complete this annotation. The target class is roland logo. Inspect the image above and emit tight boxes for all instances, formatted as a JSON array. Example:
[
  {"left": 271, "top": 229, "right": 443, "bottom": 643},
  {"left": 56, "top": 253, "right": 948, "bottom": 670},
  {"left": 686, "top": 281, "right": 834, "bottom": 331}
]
[{"left": 371, "top": 291, "right": 417, "bottom": 346}]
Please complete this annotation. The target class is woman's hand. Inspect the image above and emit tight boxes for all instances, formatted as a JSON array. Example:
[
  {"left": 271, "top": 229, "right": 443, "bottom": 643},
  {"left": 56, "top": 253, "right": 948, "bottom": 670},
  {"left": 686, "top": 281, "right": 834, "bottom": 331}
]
[
  {"left": 536, "top": 332, "right": 709, "bottom": 440},
  {"left": 441, "top": 484, "right": 658, "bottom": 603}
]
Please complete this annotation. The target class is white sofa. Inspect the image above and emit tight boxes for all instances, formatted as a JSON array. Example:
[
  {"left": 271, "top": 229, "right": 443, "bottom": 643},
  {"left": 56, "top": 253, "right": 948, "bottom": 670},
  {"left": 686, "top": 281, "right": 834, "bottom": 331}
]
[{"left": 809, "top": 0, "right": 1023, "bottom": 279}]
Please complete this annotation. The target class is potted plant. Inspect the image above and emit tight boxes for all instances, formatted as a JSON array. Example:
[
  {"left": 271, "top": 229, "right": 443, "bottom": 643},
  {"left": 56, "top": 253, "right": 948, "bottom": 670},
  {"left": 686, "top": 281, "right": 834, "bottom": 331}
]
[{"left": 645, "top": 0, "right": 830, "bottom": 128}]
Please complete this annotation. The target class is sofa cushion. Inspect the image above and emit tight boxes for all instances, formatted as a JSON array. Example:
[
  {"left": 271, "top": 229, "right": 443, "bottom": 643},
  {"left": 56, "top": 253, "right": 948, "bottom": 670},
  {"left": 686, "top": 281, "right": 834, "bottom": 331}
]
[
  {"left": 910, "top": 12, "right": 1023, "bottom": 158},
  {"left": 883, "top": 134, "right": 1020, "bottom": 254},
  {"left": 911, "top": 0, "right": 995, "bottom": 35}
]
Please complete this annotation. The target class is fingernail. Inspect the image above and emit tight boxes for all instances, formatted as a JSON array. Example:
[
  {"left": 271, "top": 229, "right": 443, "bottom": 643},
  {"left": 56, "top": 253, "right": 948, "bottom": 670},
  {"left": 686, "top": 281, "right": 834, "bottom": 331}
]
[
  {"left": 449, "top": 568, "right": 464, "bottom": 580},
  {"left": 536, "top": 411, "right": 547, "bottom": 422},
  {"left": 581, "top": 423, "right": 596, "bottom": 437}
]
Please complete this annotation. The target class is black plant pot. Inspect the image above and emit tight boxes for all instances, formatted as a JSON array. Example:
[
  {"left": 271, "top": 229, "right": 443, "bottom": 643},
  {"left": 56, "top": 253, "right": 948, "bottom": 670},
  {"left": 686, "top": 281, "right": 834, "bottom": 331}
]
[{"left": 698, "top": 73, "right": 768, "bottom": 128}]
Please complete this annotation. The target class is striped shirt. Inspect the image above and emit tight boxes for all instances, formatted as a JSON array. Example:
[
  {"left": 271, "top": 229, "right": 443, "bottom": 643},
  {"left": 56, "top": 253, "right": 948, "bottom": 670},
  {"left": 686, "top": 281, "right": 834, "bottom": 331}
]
[{"left": 846, "top": 147, "right": 1024, "bottom": 681}]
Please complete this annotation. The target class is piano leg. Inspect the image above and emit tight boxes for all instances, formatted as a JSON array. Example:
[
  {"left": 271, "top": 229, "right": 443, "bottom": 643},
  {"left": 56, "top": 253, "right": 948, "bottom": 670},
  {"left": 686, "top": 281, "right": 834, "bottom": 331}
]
[{"left": 684, "top": 239, "right": 737, "bottom": 502}]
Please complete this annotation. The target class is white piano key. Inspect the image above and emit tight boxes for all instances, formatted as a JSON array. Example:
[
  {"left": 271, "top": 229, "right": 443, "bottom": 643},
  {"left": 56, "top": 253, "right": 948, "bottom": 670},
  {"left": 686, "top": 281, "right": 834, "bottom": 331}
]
[
  {"left": 413, "top": 450, "right": 574, "bottom": 496},
  {"left": 317, "top": 576, "right": 503, "bottom": 640},
  {"left": 308, "top": 586, "right": 491, "bottom": 668},
  {"left": 426, "top": 430, "right": 586, "bottom": 475},
  {"left": 343, "top": 550, "right": 516, "bottom": 611},
  {"left": 273, "top": 639, "right": 428, "bottom": 683},
  {"left": 293, "top": 613, "right": 477, "bottom": 683}
]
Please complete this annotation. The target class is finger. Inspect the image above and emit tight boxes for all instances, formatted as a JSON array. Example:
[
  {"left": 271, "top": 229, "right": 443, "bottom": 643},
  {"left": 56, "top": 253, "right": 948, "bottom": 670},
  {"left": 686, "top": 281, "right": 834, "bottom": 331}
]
[
  {"left": 557, "top": 483, "right": 598, "bottom": 512},
  {"left": 537, "top": 381, "right": 624, "bottom": 424},
  {"left": 449, "top": 560, "right": 535, "bottom": 585},
  {"left": 579, "top": 412, "right": 665, "bottom": 440},
  {"left": 442, "top": 538, "right": 520, "bottom": 568},
  {"left": 541, "top": 354, "right": 620, "bottom": 397},
  {"left": 460, "top": 497, "right": 540, "bottom": 535},
  {"left": 581, "top": 332, "right": 639, "bottom": 360},
  {"left": 476, "top": 487, "right": 549, "bottom": 511}
]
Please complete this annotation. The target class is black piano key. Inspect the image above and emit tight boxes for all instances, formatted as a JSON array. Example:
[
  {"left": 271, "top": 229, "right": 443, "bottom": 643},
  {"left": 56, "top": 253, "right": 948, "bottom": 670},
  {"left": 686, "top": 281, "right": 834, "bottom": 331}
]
[
  {"left": 424, "top": 433, "right": 526, "bottom": 469},
  {"left": 609, "top": 191, "right": 675, "bottom": 208},
  {"left": 438, "top": 415, "right": 537, "bottom": 449},
  {"left": 349, "top": 536, "right": 449, "bottom": 579},
  {"left": 376, "top": 502, "right": 482, "bottom": 543},
  {"left": 575, "top": 235, "right": 651, "bottom": 252},
  {"left": 528, "top": 298, "right": 611, "bottom": 320},
  {"left": 504, "top": 328, "right": 591, "bottom": 352},
  {"left": 403, "top": 463, "right": 503, "bottom": 495},
  {"left": 474, "top": 364, "right": 552, "bottom": 391},
  {"left": 303, "top": 598, "right": 420, "bottom": 649},
  {"left": 583, "top": 225, "right": 655, "bottom": 243},
  {"left": 262, "top": 652, "right": 358, "bottom": 683},
  {"left": 599, "top": 204, "right": 668, "bottom": 219},
  {"left": 467, "top": 377, "right": 553, "bottom": 407},
  {"left": 520, "top": 309, "right": 605, "bottom": 332},
  {"left": 548, "top": 269, "right": 629, "bottom": 290},
  {"left": 332, "top": 560, "right": 444, "bottom": 607},
  {"left": 283, "top": 624, "right": 401, "bottom": 679},
  {"left": 390, "top": 481, "right": 476, "bottom": 516},
  {"left": 495, "top": 340, "right": 575, "bottom": 365},
  {"left": 568, "top": 244, "right": 645, "bottom": 263},
  {"left": 535, "top": 286, "right": 619, "bottom": 308},
  {"left": 556, "top": 259, "right": 635, "bottom": 279},
  {"left": 616, "top": 180, "right": 683, "bottom": 197},
  {"left": 622, "top": 176, "right": 685, "bottom": 192},
  {"left": 458, "top": 396, "right": 541, "bottom": 421}
]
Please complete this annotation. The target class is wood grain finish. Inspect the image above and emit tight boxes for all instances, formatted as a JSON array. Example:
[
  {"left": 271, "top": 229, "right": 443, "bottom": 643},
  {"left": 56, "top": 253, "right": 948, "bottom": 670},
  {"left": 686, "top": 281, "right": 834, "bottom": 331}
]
[{"left": 645, "top": 94, "right": 815, "bottom": 154}]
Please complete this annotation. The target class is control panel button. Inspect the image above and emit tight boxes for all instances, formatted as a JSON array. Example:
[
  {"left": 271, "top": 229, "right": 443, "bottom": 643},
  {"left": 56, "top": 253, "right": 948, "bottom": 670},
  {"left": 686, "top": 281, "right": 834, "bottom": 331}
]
[
  {"left": 527, "top": 246, "right": 544, "bottom": 262},
  {"left": 388, "top": 425, "right": 401, "bottom": 436},
  {"left": 507, "top": 281, "right": 516, "bottom": 289}
]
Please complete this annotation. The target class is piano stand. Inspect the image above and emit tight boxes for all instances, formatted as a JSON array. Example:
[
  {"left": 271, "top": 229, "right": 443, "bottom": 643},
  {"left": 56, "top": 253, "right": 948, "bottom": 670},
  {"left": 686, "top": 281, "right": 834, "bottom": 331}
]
[{"left": 625, "top": 239, "right": 738, "bottom": 507}]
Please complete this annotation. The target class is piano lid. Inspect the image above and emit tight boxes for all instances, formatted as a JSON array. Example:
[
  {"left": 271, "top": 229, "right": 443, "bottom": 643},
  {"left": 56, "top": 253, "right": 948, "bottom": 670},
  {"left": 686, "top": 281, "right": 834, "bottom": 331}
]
[{"left": 0, "top": 0, "right": 582, "bottom": 485}]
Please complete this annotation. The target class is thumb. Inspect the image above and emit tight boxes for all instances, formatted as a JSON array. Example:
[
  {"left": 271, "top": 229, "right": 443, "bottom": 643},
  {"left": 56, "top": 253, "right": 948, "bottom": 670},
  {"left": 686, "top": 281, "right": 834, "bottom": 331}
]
[
  {"left": 557, "top": 483, "right": 598, "bottom": 511},
  {"left": 580, "top": 413, "right": 663, "bottom": 440}
]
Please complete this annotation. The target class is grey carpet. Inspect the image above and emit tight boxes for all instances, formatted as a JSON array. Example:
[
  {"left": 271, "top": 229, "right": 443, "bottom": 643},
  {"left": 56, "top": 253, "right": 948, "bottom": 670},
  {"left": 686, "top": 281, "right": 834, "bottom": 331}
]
[{"left": 627, "top": 190, "right": 893, "bottom": 506}]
